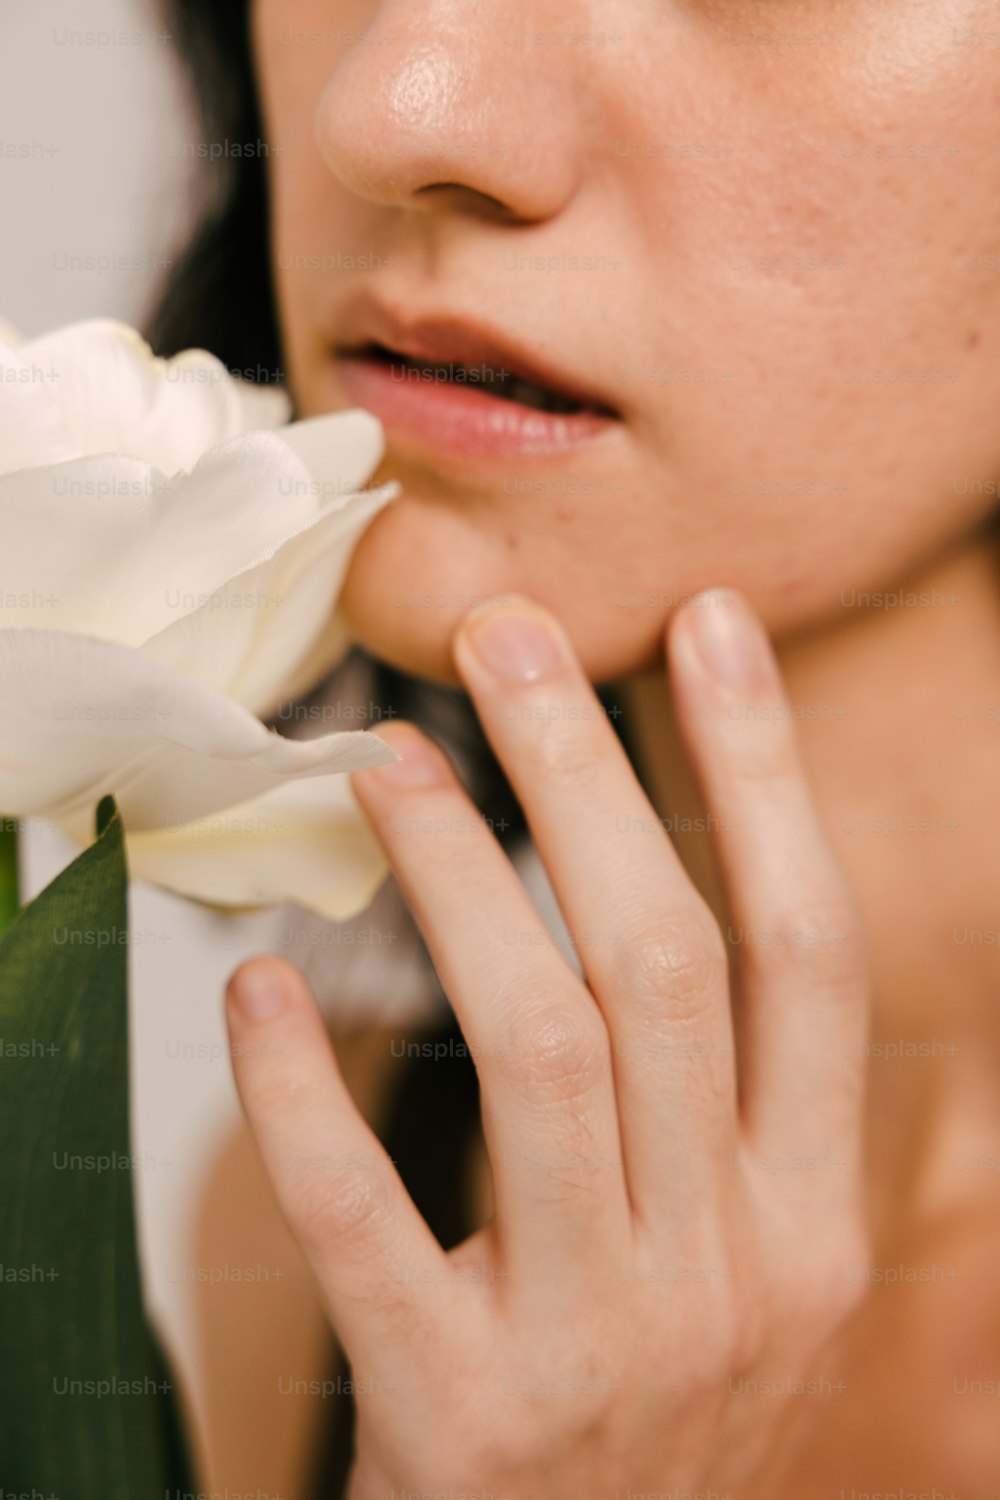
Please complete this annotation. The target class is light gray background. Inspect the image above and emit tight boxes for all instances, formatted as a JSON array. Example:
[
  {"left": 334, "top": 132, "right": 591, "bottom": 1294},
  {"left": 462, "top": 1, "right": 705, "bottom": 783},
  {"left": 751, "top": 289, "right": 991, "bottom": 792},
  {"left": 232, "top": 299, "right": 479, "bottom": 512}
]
[{"left": 0, "top": 0, "right": 193, "bottom": 337}]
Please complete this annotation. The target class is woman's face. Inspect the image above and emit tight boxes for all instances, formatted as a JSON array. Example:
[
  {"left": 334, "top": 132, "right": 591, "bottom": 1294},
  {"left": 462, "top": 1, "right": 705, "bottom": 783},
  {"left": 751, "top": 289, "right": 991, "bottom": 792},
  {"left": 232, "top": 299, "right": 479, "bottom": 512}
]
[{"left": 252, "top": 0, "right": 1000, "bottom": 685}]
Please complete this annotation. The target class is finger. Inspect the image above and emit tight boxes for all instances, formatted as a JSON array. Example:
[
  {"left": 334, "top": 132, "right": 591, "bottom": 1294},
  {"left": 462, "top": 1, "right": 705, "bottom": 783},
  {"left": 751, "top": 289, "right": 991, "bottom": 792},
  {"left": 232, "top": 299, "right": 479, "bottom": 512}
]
[
  {"left": 450, "top": 595, "right": 736, "bottom": 1218},
  {"left": 225, "top": 955, "right": 455, "bottom": 1368},
  {"left": 667, "top": 590, "right": 869, "bottom": 1178},
  {"left": 350, "top": 724, "right": 629, "bottom": 1288}
]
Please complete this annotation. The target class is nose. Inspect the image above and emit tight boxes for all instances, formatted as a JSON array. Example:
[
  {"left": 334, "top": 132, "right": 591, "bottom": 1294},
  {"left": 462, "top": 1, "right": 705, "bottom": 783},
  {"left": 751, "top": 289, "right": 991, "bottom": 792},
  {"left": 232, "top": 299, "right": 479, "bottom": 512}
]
[{"left": 314, "top": 5, "right": 585, "bottom": 224}]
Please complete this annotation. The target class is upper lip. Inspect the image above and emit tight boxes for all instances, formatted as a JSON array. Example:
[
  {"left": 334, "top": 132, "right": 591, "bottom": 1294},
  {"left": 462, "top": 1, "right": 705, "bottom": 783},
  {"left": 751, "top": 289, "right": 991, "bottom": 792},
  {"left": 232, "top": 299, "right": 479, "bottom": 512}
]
[{"left": 330, "top": 292, "right": 620, "bottom": 417}]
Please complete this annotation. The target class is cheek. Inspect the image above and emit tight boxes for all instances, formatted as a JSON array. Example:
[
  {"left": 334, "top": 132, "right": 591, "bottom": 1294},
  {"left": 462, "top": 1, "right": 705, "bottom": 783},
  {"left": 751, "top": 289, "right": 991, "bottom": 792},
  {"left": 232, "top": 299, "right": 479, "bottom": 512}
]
[{"left": 613, "top": 21, "right": 1000, "bottom": 622}]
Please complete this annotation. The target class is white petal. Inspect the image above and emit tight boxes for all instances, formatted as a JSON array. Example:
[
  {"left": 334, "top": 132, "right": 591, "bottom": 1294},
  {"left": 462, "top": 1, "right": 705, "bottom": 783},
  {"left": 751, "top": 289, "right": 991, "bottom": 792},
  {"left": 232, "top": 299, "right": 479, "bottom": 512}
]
[
  {"left": 0, "top": 427, "right": 379, "bottom": 645},
  {"left": 142, "top": 481, "right": 398, "bottom": 716},
  {"left": 0, "top": 455, "right": 166, "bottom": 631},
  {"left": 232, "top": 377, "right": 291, "bottom": 432},
  {"left": 124, "top": 777, "right": 388, "bottom": 921},
  {"left": 89, "top": 432, "right": 319, "bottom": 643},
  {"left": 0, "top": 628, "right": 398, "bottom": 831},
  {"left": 279, "top": 408, "right": 386, "bottom": 501},
  {"left": 21, "top": 320, "right": 249, "bottom": 474},
  {"left": 265, "top": 614, "right": 355, "bottom": 724},
  {"left": 0, "top": 339, "right": 80, "bottom": 472},
  {"left": 2, "top": 319, "right": 295, "bottom": 477}
]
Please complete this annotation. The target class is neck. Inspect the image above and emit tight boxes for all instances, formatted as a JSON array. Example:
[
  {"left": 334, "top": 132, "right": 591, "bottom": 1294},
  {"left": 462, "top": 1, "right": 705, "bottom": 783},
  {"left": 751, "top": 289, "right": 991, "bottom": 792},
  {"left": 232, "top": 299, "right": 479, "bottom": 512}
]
[{"left": 621, "top": 524, "right": 1000, "bottom": 1238}]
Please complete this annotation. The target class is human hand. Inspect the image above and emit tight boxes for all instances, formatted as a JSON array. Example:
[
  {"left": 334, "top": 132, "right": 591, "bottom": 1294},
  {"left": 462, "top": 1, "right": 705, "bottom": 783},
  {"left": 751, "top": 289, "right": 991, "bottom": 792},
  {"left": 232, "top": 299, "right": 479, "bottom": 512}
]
[{"left": 225, "top": 589, "right": 870, "bottom": 1498}]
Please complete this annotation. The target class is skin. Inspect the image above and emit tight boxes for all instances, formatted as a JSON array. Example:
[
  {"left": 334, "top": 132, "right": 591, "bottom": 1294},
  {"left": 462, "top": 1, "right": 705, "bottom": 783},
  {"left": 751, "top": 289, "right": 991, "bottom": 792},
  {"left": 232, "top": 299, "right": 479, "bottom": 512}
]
[
  {"left": 253, "top": 0, "right": 1000, "bottom": 684},
  {"left": 221, "top": 1, "right": 1000, "bottom": 1493}
]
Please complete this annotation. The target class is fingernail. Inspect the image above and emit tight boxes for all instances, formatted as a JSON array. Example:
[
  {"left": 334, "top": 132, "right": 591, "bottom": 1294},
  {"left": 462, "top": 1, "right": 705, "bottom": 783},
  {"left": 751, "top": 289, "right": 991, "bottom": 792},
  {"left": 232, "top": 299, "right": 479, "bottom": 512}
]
[
  {"left": 464, "top": 601, "right": 564, "bottom": 683},
  {"left": 687, "top": 590, "right": 768, "bottom": 686},
  {"left": 360, "top": 727, "right": 447, "bottom": 788},
  {"left": 232, "top": 963, "right": 288, "bottom": 1021}
]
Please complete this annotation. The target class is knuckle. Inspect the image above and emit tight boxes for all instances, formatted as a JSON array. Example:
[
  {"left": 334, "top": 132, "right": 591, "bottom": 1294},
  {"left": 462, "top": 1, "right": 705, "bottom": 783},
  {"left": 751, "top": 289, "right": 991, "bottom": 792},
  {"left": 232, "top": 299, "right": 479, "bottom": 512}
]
[
  {"left": 292, "top": 1158, "right": 390, "bottom": 1253},
  {"left": 496, "top": 999, "right": 608, "bottom": 1106},
  {"left": 742, "top": 899, "right": 869, "bottom": 993},
  {"left": 618, "top": 913, "right": 726, "bottom": 1019}
]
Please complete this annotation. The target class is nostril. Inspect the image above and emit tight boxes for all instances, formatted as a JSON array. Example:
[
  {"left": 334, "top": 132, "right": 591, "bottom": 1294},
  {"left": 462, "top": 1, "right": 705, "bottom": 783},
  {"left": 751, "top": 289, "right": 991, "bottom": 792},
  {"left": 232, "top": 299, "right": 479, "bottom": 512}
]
[{"left": 414, "top": 182, "right": 515, "bottom": 218}]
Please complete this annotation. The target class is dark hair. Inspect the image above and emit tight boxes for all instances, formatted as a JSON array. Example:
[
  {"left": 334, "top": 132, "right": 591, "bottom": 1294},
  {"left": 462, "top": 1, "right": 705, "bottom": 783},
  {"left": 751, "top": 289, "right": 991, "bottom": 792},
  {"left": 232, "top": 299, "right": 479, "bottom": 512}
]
[{"left": 148, "top": 1, "right": 278, "bottom": 371}]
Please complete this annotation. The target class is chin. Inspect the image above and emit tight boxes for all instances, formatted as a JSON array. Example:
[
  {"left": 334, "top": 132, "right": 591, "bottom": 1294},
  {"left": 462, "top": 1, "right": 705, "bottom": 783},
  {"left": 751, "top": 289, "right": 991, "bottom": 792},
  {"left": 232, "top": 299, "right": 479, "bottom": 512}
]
[
  {"left": 337, "top": 488, "right": 513, "bottom": 686},
  {"left": 338, "top": 489, "right": 668, "bottom": 689},
  {"left": 338, "top": 583, "right": 466, "bottom": 687}
]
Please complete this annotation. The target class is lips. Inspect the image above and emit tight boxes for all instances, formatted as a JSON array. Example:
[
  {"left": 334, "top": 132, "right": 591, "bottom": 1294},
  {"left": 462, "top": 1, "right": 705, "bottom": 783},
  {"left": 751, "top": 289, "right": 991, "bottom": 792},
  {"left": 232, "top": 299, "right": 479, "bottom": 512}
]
[{"left": 329, "top": 296, "right": 620, "bottom": 461}]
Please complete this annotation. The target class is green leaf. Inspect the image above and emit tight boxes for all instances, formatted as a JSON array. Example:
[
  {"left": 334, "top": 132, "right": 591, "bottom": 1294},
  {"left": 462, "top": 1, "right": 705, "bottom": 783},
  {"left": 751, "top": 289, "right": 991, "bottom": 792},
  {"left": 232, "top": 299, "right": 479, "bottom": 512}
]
[
  {"left": 0, "top": 815, "right": 18, "bottom": 938},
  {"left": 0, "top": 800, "right": 198, "bottom": 1497}
]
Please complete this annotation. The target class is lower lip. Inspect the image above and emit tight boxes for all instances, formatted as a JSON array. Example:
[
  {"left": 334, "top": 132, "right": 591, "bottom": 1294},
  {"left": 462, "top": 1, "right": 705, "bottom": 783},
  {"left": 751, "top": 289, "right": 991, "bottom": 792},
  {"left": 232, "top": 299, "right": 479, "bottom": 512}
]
[{"left": 335, "top": 355, "right": 616, "bottom": 461}]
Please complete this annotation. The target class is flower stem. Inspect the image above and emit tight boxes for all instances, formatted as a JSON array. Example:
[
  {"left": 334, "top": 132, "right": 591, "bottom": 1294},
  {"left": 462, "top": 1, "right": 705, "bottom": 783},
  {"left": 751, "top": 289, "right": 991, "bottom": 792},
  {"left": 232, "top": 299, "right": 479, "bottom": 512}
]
[{"left": 0, "top": 818, "right": 20, "bottom": 938}]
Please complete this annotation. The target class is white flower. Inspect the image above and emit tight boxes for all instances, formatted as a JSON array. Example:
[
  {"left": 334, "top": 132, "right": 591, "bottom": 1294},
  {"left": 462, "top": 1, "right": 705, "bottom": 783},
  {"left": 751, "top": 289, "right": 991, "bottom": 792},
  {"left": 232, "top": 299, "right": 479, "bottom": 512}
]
[{"left": 0, "top": 319, "right": 400, "bottom": 919}]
